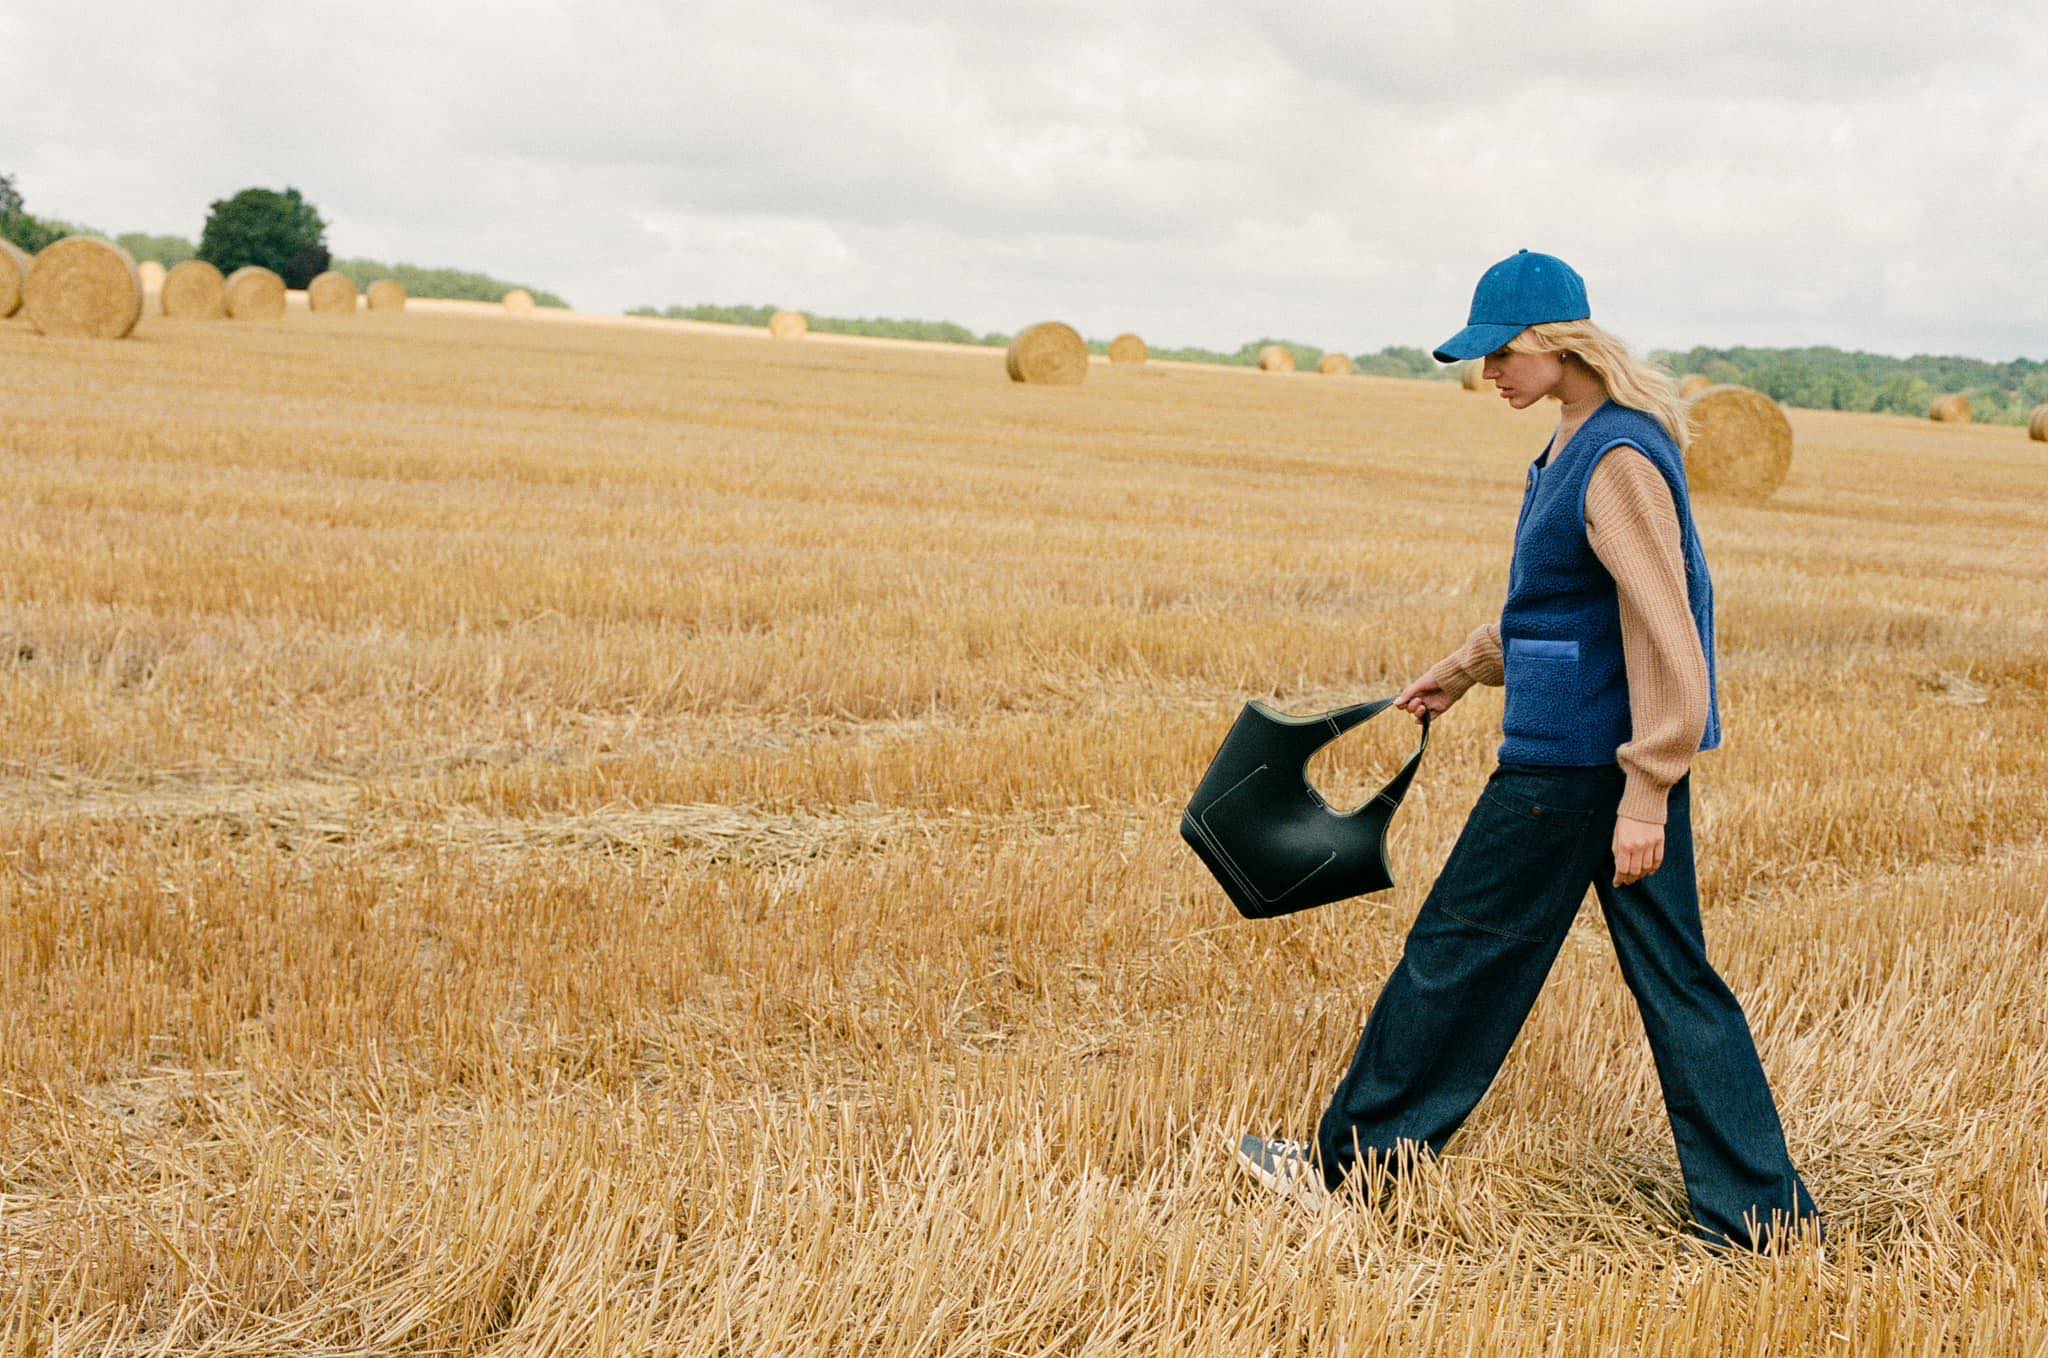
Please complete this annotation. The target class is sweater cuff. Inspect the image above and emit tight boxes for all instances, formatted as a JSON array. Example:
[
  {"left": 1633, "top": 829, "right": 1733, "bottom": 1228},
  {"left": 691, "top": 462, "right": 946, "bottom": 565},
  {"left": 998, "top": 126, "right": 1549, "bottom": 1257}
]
[
  {"left": 1425, "top": 657, "right": 1479, "bottom": 701},
  {"left": 1617, "top": 773, "right": 1672, "bottom": 826}
]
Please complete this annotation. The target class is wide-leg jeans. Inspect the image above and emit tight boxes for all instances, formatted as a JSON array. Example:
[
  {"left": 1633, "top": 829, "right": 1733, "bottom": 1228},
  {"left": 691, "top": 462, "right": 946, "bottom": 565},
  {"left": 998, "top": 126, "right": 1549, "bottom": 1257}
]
[{"left": 1314, "top": 761, "right": 1822, "bottom": 1253}]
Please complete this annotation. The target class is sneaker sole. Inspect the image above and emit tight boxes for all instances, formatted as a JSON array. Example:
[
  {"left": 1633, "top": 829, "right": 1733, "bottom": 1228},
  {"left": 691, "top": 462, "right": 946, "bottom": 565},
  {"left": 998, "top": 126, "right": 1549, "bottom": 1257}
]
[{"left": 1234, "top": 1142, "right": 1331, "bottom": 1208}]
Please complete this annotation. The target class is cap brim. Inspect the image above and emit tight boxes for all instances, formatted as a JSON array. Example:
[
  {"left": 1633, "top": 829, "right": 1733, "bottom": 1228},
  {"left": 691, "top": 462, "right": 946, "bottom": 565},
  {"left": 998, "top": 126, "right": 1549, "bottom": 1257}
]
[{"left": 1431, "top": 322, "right": 1524, "bottom": 364}]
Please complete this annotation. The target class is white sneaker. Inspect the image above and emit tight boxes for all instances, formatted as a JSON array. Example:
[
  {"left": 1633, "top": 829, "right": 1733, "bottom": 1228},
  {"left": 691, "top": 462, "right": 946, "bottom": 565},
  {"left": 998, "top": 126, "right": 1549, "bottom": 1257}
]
[{"left": 1236, "top": 1134, "right": 1333, "bottom": 1209}]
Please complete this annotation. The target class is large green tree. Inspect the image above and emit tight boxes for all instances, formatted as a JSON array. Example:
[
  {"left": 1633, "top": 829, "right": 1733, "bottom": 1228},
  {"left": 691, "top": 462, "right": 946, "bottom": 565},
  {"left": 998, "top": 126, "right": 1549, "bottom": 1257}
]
[{"left": 197, "top": 186, "right": 331, "bottom": 288}]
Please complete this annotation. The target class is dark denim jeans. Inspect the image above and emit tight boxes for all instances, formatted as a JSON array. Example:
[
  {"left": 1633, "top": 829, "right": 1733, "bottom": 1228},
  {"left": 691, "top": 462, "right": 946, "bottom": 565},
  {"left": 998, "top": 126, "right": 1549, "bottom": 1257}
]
[{"left": 1315, "top": 761, "right": 1822, "bottom": 1253}]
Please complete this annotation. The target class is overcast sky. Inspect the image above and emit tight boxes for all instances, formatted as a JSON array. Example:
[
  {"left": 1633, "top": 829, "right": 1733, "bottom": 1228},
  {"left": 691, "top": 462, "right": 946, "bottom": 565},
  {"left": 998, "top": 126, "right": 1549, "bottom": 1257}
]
[{"left": 4, "top": 2, "right": 2043, "bottom": 360}]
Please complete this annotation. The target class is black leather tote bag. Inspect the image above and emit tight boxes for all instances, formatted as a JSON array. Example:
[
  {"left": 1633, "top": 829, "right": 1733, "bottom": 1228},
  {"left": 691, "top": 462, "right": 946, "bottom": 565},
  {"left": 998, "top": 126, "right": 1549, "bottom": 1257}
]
[{"left": 1180, "top": 697, "right": 1430, "bottom": 919}]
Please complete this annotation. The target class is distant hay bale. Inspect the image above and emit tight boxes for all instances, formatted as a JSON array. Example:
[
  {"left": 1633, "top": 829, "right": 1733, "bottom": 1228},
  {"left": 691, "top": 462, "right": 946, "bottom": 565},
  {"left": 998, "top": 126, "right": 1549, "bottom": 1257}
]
[
  {"left": 161, "top": 260, "right": 227, "bottom": 319},
  {"left": 224, "top": 266, "right": 286, "bottom": 320},
  {"left": 1319, "top": 353, "right": 1352, "bottom": 376},
  {"left": 1005, "top": 321, "right": 1088, "bottom": 386},
  {"left": 0, "top": 239, "right": 28, "bottom": 317},
  {"left": 1257, "top": 344, "right": 1295, "bottom": 372},
  {"left": 1679, "top": 374, "right": 1713, "bottom": 398},
  {"left": 768, "top": 309, "right": 808, "bottom": 339},
  {"left": 1107, "top": 332, "right": 1147, "bottom": 364},
  {"left": 503, "top": 288, "right": 536, "bottom": 316},
  {"left": 1929, "top": 394, "right": 1972, "bottom": 424},
  {"left": 137, "top": 260, "right": 167, "bottom": 292},
  {"left": 2029, "top": 405, "right": 2048, "bottom": 442},
  {"left": 306, "top": 271, "right": 359, "bottom": 315},
  {"left": 22, "top": 235, "right": 143, "bottom": 339},
  {"left": 1685, "top": 385, "right": 1794, "bottom": 501},
  {"left": 1461, "top": 361, "right": 1486, "bottom": 391},
  {"left": 366, "top": 279, "right": 407, "bottom": 312}
]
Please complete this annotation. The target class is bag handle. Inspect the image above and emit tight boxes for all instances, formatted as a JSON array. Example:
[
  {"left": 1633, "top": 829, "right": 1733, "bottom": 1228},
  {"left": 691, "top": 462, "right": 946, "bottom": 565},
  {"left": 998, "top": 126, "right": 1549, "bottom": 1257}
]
[{"left": 1319, "top": 697, "right": 1431, "bottom": 813}]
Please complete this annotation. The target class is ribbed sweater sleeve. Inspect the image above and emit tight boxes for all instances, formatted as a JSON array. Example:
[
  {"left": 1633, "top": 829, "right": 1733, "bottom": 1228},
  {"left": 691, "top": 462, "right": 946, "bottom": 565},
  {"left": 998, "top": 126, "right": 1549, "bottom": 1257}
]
[
  {"left": 1584, "top": 447, "right": 1711, "bottom": 825},
  {"left": 1420, "top": 621, "right": 1503, "bottom": 700}
]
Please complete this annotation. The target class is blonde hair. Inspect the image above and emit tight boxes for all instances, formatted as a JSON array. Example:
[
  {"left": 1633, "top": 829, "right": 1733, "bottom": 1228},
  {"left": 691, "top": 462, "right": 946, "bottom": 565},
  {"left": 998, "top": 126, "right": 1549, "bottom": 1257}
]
[{"left": 1507, "top": 320, "right": 1690, "bottom": 450}]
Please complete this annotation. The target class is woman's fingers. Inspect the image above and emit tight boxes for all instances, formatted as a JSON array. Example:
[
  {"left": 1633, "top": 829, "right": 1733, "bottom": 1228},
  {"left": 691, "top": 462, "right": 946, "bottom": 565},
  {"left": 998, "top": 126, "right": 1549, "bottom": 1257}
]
[
  {"left": 1394, "top": 677, "right": 1449, "bottom": 720},
  {"left": 1611, "top": 837, "right": 1664, "bottom": 886}
]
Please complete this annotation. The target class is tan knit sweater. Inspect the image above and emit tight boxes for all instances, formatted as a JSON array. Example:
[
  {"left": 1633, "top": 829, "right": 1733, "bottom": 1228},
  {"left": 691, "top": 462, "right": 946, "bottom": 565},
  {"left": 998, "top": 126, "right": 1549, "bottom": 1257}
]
[{"left": 1422, "top": 446, "right": 1710, "bottom": 826}]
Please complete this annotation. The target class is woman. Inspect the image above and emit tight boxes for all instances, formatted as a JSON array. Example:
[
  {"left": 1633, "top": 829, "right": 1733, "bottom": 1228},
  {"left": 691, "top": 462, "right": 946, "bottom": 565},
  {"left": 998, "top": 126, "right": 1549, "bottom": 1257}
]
[{"left": 1236, "top": 250, "right": 1823, "bottom": 1256}]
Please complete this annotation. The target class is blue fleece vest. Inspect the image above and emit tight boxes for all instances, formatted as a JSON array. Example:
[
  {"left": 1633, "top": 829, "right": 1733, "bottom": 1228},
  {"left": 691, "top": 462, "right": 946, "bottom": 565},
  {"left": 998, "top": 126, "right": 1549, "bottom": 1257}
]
[{"left": 1496, "top": 400, "right": 1722, "bottom": 766}]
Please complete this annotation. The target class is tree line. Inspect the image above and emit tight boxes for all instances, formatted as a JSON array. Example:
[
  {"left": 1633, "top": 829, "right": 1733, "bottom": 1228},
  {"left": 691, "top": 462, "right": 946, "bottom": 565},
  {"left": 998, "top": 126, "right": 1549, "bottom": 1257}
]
[
  {"left": 631, "top": 303, "right": 1444, "bottom": 379},
  {"left": 1652, "top": 345, "right": 2047, "bottom": 426},
  {"left": 1, "top": 173, "right": 564, "bottom": 309},
  {"left": 643, "top": 300, "right": 2047, "bottom": 424},
  {"left": 9, "top": 166, "right": 2038, "bottom": 423}
]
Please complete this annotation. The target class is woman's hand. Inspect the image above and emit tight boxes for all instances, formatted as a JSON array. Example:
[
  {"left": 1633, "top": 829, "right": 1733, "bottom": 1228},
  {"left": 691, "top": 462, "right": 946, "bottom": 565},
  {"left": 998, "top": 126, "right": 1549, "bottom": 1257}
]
[
  {"left": 1393, "top": 673, "right": 1458, "bottom": 722},
  {"left": 1612, "top": 815, "right": 1665, "bottom": 886}
]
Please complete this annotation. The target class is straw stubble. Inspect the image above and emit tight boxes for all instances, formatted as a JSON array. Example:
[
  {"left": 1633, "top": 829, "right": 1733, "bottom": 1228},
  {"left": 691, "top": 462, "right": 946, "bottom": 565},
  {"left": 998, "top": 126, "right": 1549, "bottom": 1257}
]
[{"left": 3, "top": 313, "right": 2044, "bottom": 1353}]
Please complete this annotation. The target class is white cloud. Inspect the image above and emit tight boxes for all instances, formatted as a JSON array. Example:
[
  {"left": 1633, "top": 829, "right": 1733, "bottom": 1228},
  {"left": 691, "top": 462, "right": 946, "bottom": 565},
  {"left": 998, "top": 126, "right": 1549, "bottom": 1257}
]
[{"left": 1, "top": 0, "right": 2042, "bottom": 358}]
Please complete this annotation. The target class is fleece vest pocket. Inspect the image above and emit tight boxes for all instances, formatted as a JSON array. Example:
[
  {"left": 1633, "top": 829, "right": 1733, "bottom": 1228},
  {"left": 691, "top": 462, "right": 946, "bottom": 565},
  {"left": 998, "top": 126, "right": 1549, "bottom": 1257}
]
[{"left": 1501, "top": 636, "right": 1580, "bottom": 742}]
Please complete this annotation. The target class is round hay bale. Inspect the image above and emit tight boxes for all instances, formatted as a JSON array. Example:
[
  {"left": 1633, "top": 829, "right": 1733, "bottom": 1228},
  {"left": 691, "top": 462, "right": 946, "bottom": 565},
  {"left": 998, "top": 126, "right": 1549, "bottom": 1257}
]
[
  {"left": 1005, "top": 321, "right": 1088, "bottom": 386},
  {"left": 1107, "top": 332, "right": 1147, "bottom": 364},
  {"left": 1319, "top": 353, "right": 1353, "bottom": 376},
  {"left": 503, "top": 288, "right": 536, "bottom": 316},
  {"left": 1461, "top": 360, "right": 1486, "bottom": 391},
  {"left": 1257, "top": 344, "right": 1295, "bottom": 372},
  {"left": 2028, "top": 404, "right": 2048, "bottom": 442},
  {"left": 160, "top": 260, "right": 227, "bottom": 319},
  {"left": 23, "top": 235, "right": 143, "bottom": 339},
  {"left": 365, "top": 279, "right": 407, "bottom": 313},
  {"left": 1929, "top": 394, "right": 1972, "bottom": 424},
  {"left": 1685, "top": 385, "right": 1794, "bottom": 502},
  {"left": 0, "top": 239, "right": 29, "bottom": 318},
  {"left": 137, "top": 259, "right": 167, "bottom": 293},
  {"left": 768, "top": 309, "right": 808, "bottom": 339},
  {"left": 224, "top": 266, "right": 286, "bottom": 321},
  {"left": 1679, "top": 374, "right": 1713, "bottom": 398},
  {"left": 306, "top": 271, "right": 358, "bottom": 315}
]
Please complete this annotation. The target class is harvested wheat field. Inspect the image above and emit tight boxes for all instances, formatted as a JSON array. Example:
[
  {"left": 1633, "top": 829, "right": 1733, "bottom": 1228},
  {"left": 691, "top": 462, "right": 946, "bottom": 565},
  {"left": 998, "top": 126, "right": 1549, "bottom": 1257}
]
[{"left": 2, "top": 306, "right": 2046, "bottom": 1355}]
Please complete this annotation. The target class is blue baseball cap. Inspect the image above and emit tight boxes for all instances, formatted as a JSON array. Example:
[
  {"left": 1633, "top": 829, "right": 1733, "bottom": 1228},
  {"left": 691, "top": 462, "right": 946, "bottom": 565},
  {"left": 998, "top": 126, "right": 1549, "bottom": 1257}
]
[{"left": 1432, "top": 249, "right": 1590, "bottom": 363}]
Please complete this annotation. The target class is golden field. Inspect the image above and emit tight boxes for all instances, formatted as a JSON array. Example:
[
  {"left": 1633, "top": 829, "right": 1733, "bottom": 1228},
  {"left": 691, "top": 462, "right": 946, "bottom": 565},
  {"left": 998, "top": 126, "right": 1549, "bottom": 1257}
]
[{"left": 2, "top": 303, "right": 2046, "bottom": 1354}]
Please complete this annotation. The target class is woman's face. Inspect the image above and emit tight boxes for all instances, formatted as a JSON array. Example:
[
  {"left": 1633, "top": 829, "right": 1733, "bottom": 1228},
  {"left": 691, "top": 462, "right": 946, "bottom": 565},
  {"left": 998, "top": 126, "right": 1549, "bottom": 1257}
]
[{"left": 1481, "top": 345, "right": 1563, "bottom": 409}]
